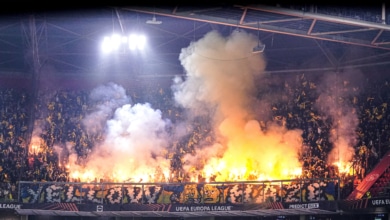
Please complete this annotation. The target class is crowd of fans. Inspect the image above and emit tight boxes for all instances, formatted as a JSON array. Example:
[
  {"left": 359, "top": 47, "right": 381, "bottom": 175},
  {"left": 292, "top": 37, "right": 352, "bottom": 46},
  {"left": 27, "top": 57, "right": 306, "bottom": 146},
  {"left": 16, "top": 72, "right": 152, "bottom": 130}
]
[
  {"left": 265, "top": 72, "right": 385, "bottom": 179},
  {"left": 0, "top": 89, "right": 29, "bottom": 200},
  {"left": 0, "top": 70, "right": 389, "bottom": 202}
]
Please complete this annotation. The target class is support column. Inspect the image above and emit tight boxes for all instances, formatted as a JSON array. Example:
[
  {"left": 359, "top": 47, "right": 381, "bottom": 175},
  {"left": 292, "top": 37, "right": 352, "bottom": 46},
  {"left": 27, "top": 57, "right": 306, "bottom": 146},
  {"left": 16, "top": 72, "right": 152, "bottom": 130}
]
[{"left": 19, "top": 14, "right": 46, "bottom": 195}]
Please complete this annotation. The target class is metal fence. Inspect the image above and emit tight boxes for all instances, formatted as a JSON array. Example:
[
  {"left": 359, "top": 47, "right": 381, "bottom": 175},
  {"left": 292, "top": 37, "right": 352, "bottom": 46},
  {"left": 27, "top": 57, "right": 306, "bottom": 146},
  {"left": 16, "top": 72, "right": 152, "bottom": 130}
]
[{"left": 18, "top": 178, "right": 340, "bottom": 204}]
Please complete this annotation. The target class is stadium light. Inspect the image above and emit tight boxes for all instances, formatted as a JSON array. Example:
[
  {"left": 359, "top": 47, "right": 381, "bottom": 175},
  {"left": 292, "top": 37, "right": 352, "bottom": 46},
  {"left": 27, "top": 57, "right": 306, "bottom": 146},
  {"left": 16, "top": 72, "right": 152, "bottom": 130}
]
[
  {"left": 146, "top": 15, "right": 162, "bottom": 25},
  {"left": 128, "top": 34, "right": 146, "bottom": 51},
  {"left": 252, "top": 43, "right": 265, "bottom": 53},
  {"left": 252, "top": 21, "right": 265, "bottom": 54},
  {"left": 101, "top": 33, "right": 146, "bottom": 53}
]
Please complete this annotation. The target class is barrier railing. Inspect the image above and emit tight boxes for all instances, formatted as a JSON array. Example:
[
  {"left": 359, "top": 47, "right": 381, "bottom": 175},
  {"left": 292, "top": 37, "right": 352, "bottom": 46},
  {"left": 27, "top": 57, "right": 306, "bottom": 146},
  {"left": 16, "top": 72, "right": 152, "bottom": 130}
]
[
  {"left": 17, "top": 178, "right": 340, "bottom": 204},
  {"left": 0, "top": 182, "right": 17, "bottom": 202}
]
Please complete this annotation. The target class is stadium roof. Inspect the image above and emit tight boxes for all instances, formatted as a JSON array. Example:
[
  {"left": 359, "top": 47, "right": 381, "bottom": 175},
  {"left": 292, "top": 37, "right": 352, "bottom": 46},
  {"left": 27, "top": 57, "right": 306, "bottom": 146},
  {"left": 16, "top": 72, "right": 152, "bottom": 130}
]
[{"left": 1, "top": 3, "right": 390, "bottom": 79}]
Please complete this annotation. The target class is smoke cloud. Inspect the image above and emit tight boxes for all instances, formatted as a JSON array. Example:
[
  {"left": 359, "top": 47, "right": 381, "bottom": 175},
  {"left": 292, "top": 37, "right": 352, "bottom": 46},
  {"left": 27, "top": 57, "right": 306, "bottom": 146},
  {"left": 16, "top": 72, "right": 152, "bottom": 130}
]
[
  {"left": 315, "top": 69, "right": 363, "bottom": 169},
  {"left": 173, "top": 30, "right": 304, "bottom": 181},
  {"left": 82, "top": 82, "right": 131, "bottom": 137},
  {"left": 66, "top": 30, "right": 309, "bottom": 183},
  {"left": 69, "top": 83, "right": 171, "bottom": 182}
]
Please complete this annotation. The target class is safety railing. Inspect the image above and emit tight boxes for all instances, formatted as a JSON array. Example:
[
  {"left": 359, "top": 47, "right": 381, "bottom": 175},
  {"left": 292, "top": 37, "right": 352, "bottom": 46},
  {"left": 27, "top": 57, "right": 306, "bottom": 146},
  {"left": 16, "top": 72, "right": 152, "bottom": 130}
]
[{"left": 18, "top": 178, "right": 340, "bottom": 204}]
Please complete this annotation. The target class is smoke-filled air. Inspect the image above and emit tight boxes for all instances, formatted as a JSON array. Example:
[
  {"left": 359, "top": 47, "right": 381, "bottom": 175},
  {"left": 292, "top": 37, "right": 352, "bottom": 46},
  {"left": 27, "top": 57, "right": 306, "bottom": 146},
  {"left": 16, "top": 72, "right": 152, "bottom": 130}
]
[
  {"left": 314, "top": 70, "right": 363, "bottom": 175},
  {"left": 173, "top": 30, "right": 303, "bottom": 182},
  {"left": 52, "top": 30, "right": 359, "bottom": 183},
  {"left": 66, "top": 83, "right": 172, "bottom": 182}
]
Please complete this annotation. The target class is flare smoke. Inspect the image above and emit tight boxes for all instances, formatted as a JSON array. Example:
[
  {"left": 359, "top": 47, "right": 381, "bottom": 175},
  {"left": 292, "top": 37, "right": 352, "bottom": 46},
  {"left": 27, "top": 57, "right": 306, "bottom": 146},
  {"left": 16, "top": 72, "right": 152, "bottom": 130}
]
[
  {"left": 173, "top": 30, "right": 304, "bottom": 181},
  {"left": 315, "top": 69, "right": 363, "bottom": 167},
  {"left": 68, "top": 83, "right": 171, "bottom": 182}
]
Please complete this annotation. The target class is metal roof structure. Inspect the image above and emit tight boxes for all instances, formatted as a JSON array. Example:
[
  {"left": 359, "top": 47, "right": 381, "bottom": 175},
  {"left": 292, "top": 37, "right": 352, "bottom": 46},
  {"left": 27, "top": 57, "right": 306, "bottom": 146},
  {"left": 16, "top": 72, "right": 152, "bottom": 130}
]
[{"left": 0, "top": 3, "right": 390, "bottom": 80}]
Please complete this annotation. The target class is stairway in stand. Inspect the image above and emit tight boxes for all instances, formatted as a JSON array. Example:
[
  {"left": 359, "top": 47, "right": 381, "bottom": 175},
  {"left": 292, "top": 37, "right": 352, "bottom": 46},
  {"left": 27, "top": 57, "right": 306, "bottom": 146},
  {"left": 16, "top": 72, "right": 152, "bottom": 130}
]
[
  {"left": 369, "top": 167, "right": 390, "bottom": 197},
  {"left": 347, "top": 150, "right": 390, "bottom": 200}
]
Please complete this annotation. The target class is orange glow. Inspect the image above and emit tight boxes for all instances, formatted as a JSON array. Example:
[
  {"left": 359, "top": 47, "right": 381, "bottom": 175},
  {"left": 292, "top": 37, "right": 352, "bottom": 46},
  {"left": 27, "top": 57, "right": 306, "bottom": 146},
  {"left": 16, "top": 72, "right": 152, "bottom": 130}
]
[
  {"left": 205, "top": 120, "right": 303, "bottom": 182},
  {"left": 68, "top": 162, "right": 170, "bottom": 183},
  {"left": 333, "top": 161, "right": 353, "bottom": 176},
  {"left": 67, "top": 121, "right": 304, "bottom": 183},
  {"left": 29, "top": 136, "right": 42, "bottom": 155},
  {"left": 180, "top": 121, "right": 304, "bottom": 183}
]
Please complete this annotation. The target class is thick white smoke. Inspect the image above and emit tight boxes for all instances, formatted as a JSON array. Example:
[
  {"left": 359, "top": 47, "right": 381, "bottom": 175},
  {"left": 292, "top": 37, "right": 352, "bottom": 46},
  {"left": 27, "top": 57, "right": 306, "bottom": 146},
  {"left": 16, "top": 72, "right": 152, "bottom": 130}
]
[
  {"left": 68, "top": 83, "right": 171, "bottom": 182},
  {"left": 82, "top": 82, "right": 131, "bottom": 136}
]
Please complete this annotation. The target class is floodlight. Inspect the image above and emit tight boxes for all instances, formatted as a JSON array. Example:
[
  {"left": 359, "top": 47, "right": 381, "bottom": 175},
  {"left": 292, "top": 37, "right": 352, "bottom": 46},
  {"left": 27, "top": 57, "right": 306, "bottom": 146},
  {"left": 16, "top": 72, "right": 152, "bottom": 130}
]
[
  {"left": 102, "top": 33, "right": 146, "bottom": 53},
  {"left": 111, "top": 34, "right": 121, "bottom": 51},
  {"left": 101, "top": 34, "right": 122, "bottom": 53},
  {"left": 252, "top": 21, "right": 265, "bottom": 53},
  {"left": 146, "top": 15, "right": 162, "bottom": 24},
  {"left": 252, "top": 44, "right": 265, "bottom": 53},
  {"left": 136, "top": 35, "right": 146, "bottom": 50},
  {"left": 128, "top": 34, "right": 138, "bottom": 50},
  {"left": 128, "top": 34, "right": 146, "bottom": 51},
  {"left": 101, "top": 36, "right": 112, "bottom": 53}
]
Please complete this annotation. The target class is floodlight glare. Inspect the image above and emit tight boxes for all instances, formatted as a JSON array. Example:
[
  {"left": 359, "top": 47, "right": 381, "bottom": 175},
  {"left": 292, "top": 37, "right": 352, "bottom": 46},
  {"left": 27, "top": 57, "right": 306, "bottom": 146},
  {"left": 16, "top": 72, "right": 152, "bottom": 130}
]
[
  {"left": 128, "top": 34, "right": 146, "bottom": 51},
  {"left": 101, "top": 36, "right": 112, "bottom": 53},
  {"left": 111, "top": 34, "right": 121, "bottom": 51},
  {"left": 137, "top": 35, "right": 146, "bottom": 50},
  {"left": 101, "top": 33, "right": 146, "bottom": 53},
  {"left": 128, "top": 34, "right": 137, "bottom": 50}
]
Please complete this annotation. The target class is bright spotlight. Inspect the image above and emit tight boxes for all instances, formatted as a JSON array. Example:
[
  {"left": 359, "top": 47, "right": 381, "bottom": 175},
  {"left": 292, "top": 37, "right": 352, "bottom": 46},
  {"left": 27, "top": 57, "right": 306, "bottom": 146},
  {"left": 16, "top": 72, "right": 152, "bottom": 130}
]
[
  {"left": 102, "top": 33, "right": 146, "bottom": 53},
  {"left": 137, "top": 35, "right": 146, "bottom": 50},
  {"left": 128, "top": 34, "right": 146, "bottom": 51},
  {"left": 101, "top": 36, "right": 112, "bottom": 53},
  {"left": 128, "top": 34, "right": 138, "bottom": 51},
  {"left": 111, "top": 34, "right": 121, "bottom": 51}
]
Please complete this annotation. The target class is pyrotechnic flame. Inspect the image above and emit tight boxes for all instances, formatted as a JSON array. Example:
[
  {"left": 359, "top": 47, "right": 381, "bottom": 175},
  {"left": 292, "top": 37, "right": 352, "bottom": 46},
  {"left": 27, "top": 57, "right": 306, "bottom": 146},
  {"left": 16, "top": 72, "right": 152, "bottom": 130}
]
[
  {"left": 29, "top": 136, "right": 42, "bottom": 155},
  {"left": 333, "top": 161, "right": 353, "bottom": 176}
]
